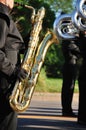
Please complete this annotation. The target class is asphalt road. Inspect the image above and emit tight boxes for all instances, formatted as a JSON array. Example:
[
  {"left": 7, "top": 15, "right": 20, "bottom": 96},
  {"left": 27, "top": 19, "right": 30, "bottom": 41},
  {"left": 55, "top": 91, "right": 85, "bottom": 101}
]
[{"left": 17, "top": 93, "right": 86, "bottom": 130}]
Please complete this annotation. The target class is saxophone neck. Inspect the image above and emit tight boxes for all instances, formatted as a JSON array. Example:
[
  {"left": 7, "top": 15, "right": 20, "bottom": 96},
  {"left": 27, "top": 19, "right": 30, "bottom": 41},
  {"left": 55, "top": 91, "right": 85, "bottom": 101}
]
[{"left": 14, "top": 2, "right": 36, "bottom": 24}]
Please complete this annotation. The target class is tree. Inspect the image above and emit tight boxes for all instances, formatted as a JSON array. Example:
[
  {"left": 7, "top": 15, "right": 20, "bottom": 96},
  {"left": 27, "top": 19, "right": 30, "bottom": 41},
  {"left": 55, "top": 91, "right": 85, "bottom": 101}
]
[
  {"left": 44, "top": 43, "right": 64, "bottom": 78},
  {"left": 38, "top": 0, "right": 76, "bottom": 13}
]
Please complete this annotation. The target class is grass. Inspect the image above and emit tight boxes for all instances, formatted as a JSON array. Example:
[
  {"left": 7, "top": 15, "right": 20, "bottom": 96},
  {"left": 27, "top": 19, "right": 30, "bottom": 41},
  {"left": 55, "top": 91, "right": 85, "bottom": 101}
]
[{"left": 35, "top": 69, "right": 79, "bottom": 93}]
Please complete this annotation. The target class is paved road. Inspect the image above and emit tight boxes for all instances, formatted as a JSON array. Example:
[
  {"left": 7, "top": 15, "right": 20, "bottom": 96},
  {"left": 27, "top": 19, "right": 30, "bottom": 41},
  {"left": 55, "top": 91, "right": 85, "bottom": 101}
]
[{"left": 17, "top": 93, "right": 86, "bottom": 130}]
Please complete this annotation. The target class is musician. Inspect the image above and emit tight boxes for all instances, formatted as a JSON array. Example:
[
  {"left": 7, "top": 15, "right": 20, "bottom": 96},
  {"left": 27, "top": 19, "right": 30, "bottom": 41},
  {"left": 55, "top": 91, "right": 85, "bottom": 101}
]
[
  {"left": 56, "top": 12, "right": 81, "bottom": 117},
  {"left": 61, "top": 36, "right": 81, "bottom": 117},
  {"left": 0, "top": 0, "right": 28, "bottom": 130}
]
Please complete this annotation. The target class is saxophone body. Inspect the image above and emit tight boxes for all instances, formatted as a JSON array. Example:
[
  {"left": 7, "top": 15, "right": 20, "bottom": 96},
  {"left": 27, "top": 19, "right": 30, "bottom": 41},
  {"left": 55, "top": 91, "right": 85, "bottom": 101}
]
[{"left": 9, "top": 4, "right": 58, "bottom": 112}]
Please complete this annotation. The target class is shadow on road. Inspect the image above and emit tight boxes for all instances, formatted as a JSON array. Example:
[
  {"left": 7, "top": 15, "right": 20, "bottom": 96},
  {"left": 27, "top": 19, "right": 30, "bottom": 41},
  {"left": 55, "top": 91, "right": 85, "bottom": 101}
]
[{"left": 17, "top": 93, "right": 86, "bottom": 130}]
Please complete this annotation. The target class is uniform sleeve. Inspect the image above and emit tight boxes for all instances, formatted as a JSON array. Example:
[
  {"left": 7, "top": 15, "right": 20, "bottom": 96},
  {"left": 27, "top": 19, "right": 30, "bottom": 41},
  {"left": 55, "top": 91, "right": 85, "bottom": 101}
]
[
  {"left": 0, "top": 5, "right": 14, "bottom": 76},
  {"left": 0, "top": 15, "right": 9, "bottom": 48}
]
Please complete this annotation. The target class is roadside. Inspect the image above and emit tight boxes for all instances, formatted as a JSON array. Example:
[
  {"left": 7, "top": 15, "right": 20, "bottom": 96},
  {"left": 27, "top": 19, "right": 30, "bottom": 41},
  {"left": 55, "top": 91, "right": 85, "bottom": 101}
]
[
  {"left": 18, "top": 92, "right": 86, "bottom": 130},
  {"left": 32, "top": 92, "right": 79, "bottom": 103}
]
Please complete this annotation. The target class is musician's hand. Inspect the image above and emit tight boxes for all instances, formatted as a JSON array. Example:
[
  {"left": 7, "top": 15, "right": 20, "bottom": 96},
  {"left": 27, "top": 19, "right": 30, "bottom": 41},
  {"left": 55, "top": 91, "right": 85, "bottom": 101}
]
[
  {"left": 3, "top": 67, "right": 28, "bottom": 99},
  {"left": 13, "top": 67, "right": 28, "bottom": 81},
  {"left": 17, "top": 68, "right": 28, "bottom": 81},
  {"left": 0, "top": 0, "right": 14, "bottom": 9}
]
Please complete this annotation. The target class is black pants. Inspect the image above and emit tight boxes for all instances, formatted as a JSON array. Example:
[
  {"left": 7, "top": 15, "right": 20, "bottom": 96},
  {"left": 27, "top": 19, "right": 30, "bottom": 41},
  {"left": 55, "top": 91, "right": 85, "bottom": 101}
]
[
  {"left": 61, "top": 42, "right": 81, "bottom": 113},
  {"left": 78, "top": 61, "right": 86, "bottom": 122},
  {"left": 0, "top": 111, "right": 17, "bottom": 130},
  {"left": 78, "top": 41, "right": 86, "bottom": 122},
  {"left": 61, "top": 62, "right": 77, "bottom": 112},
  {"left": 0, "top": 76, "right": 17, "bottom": 130}
]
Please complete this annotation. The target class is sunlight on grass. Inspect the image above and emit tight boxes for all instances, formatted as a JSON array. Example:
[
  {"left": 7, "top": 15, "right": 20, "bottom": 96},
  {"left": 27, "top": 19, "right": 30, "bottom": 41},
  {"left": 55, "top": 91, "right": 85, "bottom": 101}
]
[
  {"left": 74, "top": 80, "right": 79, "bottom": 93},
  {"left": 35, "top": 69, "right": 79, "bottom": 93}
]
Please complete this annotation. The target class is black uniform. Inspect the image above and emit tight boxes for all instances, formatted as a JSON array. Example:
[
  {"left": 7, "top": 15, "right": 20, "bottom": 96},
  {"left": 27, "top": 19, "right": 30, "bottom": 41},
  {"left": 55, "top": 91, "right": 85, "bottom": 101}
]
[
  {"left": 61, "top": 39, "right": 81, "bottom": 116},
  {"left": 0, "top": 3, "right": 27, "bottom": 130},
  {"left": 78, "top": 32, "right": 86, "bottom": 124}
]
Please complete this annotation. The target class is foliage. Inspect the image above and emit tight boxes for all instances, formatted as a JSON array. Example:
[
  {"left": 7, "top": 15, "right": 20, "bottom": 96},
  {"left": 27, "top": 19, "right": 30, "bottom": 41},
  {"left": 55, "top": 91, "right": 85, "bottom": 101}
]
[
  {"left": 14, "top": 0, "right": 28, "bottom": 4},
  {"left": 36, "top": 68, "right": 79, "bottom": 93},
  {"left": 38, "top": 0, "right": 76, "bottom": 13},
  {"left": 13, "top": 1, "right": 33, "bottom": 37},
  {"left": 44, "top": 43, "right": 64, "bottom": 78},
  {"left": 36, "top": 68, "right": 62, "bottom": 92}
]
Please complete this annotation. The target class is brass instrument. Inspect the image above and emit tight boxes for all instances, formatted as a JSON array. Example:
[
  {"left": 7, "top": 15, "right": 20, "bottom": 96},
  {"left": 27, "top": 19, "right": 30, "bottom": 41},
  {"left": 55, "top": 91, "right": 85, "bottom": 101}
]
[
  {"left": 53, "top": 13, "right": 79, "bottom": 40},
  {"left": 72, "top": 0, "right": 86, "bottom": 31},
  {"left": 53, "top": 0, "right": 86, "bottom": 40},
  {"left": 76, "top": 0, "right": 86, "bottom": 19},
  {"left": 72, "top": 10, "right": 86, "bottom": 31},
  {"left": 9, "top": 3, "right": 58, "bottom": 112}
]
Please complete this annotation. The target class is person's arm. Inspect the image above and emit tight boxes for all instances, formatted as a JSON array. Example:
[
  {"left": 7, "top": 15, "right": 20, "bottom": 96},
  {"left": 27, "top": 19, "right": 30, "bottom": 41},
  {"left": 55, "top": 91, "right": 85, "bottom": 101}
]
[
  {"left": 0, "top": 2, "right": 28, "bottom": 80},
  {"left": 0, "top": 3, "right": 15, "bottom": 76}
]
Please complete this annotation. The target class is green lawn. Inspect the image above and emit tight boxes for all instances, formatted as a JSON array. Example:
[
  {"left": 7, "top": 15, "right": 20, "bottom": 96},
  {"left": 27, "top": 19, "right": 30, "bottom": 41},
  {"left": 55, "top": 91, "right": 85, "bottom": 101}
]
[{"left": 35, "top": 69, "right": 79, "bottom": 93}]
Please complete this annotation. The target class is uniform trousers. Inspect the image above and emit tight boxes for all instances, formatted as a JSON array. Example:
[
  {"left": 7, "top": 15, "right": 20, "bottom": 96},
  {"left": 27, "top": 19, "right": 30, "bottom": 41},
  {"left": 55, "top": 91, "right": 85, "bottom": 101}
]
[
  {"left": 0, "top": 76, "right": 17, "bottom": 130},
  {"left": 61, "top": 42, "right": 81, "bottom": 113},
  {"left": 0, "top": 111, "right": 17, "bottom": 130},
  {"left": 78, "top": 36, "right": 86, "bottom": 123}
]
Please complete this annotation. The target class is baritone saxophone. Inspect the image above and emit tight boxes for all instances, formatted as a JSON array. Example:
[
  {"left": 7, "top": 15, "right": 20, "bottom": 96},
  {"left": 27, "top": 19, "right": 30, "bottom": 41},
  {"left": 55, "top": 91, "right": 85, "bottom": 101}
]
[{"left": 9, "top": 3, "right": 59, "bottom": 112}]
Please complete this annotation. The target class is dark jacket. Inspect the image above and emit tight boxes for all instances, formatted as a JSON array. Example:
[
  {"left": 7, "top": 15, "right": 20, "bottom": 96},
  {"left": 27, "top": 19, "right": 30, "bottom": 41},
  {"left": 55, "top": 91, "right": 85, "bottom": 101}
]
[
  {"left": 0, "top": 3, "right": 25, "bottom": 76},
  {"left": 0, "top": 3, "right": 26, "bottom": 115},
  {"left": 61, "top": 38, "right": 81, "bottom": 62}
]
